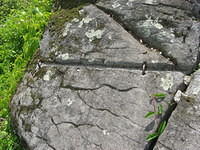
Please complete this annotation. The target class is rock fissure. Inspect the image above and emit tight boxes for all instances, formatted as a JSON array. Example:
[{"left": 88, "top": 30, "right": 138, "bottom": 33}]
[
  {"left": 36, "top": 135, "right": 57, "bottom": 150},
  {"left": 10, "top": 1, "right": 200, "bottom": 150},
  {"left": 61, "top": 83, "right": 138, "bottom": 93},
  {"left": 41, "top": 60, "right": 178, "bottom": 72}
]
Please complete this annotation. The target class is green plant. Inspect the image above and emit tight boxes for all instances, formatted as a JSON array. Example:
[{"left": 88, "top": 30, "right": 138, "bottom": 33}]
[
  {"left": 146, "top": 121, "right": 167, "bottom": 141},
  {"left": 144, "top": 93, "right": 167, "bottom": 141},
  {"left": 0, "top": 0, "right": 52, "bottom": 149}
]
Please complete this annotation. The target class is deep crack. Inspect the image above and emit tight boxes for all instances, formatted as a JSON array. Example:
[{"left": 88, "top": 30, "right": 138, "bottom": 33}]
[{"left": 61, "top": 83, "right": 137, "bottom": 93}]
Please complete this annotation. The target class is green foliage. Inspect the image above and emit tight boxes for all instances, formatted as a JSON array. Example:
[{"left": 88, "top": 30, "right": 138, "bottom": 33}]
[
  {"left": 0, "top": 0, "right": 52, "bottom": 149},
  {"left": 146, "top": 121, "right": 167, "bottom": 141},
  {"left": 145, "top": 93, "right": 167, "bottom": 141},
  {"left": 152, "top": 93, "right": 166, "bottom": 99},
  {"left": 144, "top": 111, "right": 155, "bottom": 118}
]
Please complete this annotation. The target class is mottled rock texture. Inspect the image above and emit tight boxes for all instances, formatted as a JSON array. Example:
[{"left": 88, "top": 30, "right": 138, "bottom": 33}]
[
  {"left": 156, "top": 70, "right": 200, "bottom": 150},
  {"left": 97, "top": 0, "right": 200, "bottom": 73},
  {"left": 10, "top": 0, "right": 200, "bottom": 150}
]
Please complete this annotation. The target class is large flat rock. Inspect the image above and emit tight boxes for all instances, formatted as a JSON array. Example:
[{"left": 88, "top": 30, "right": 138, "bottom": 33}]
[
  {"left": 10, "top": 2, "right": 200, "bottom": 150},
  {"left": 40, "top": 5, "right": 173, "bottom": 71},
  {"left": 11, "top": 65, "right": 184, "bottom": 150},
  {"left": 155, "top": 70, "right": 200, "bottom": 150},
  {"left": 97, "top": 0, "right": 200, "bottom": 73}
]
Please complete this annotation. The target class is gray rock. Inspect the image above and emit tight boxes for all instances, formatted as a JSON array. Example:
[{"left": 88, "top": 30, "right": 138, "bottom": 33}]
[
  {"left": 40, "top": 5, "right": 173, "bottom": 71},
  {"left": 97, "top": 0, "right": 200, "bottom": 73},
  {"left": 155, "top": 70, "right": 200, "bottom": 150},
  {"left": 10, "top": 1, "right": 200, "bottom": 150},
  {"left": 11, "top": 65, "right": 184, "bottom": 150}
]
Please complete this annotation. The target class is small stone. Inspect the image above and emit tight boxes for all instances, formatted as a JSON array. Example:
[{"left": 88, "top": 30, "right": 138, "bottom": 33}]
[
  {"left": 174, "top": 90, "right": 183, "bottom": 103},
  {"left": 184, "top": 75, "right": 191, "bottom": 85}
]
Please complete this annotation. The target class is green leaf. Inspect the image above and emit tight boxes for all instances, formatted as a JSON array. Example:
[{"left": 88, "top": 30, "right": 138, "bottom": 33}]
[
  {"left": 144, "top": 111, "right": 155, "bottom": 118},
  {"left": 146, "top": 133, "right": 159, "bottom": 141},
  {"left": 158, "top": 121, "right": 167, "bottom": 134},
  {"left": 157, "top": 104, "right": 164, "bottom": 115},
  {"left": 152, "top": 93, "right": 166, "bottom": 99}
]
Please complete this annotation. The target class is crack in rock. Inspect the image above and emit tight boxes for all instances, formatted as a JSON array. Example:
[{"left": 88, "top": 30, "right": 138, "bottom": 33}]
[{"left": 61, "top": 83, "right": 138, "bottom": 92}]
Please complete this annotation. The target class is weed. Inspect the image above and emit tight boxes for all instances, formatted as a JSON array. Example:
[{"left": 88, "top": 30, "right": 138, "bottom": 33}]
[
  {"left": 145, "top": 93, "right": 167, "bottom": 141},
  {"left": 0, "top": 0, "right": 52, "bottom": 149}
]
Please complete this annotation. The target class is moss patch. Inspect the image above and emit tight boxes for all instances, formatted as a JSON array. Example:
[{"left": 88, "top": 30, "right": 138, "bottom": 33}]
[
  {"left": 54, "top": 0, "right": 96, "bottom": 10},
  {"left": 49, "top": 7, "right": 81, "bottom": 33}
]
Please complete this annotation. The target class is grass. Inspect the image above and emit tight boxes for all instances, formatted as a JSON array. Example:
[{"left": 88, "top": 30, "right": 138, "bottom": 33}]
[{"left": 0, "top": 0, "right": 52, "bottom": 149}]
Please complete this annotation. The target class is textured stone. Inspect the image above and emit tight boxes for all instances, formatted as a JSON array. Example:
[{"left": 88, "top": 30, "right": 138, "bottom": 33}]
[
  {"left": 11, "top": 65, "right": 184, "bottom": 150},
  {"left": 97, "top": 0, "right": 200, "bottom": 73},
  {"left": 10, "top": 1, "right": 200, "bottom": 150},
  {"left": 40, "top": 5, "right": 173, "bottom": 71},
  {"left": 155, "top": 70, "right": 200, "bottom": 150}
]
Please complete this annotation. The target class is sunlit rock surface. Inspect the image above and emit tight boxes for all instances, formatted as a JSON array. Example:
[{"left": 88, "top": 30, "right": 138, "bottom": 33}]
[{"left": 11, "top": 1, "right": 200, "bottom": 150}]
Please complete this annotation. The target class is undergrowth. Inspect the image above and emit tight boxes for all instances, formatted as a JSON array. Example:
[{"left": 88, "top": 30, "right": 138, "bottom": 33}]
[{"left": 0, "top": 0, "right": 52, "bottom": 149}]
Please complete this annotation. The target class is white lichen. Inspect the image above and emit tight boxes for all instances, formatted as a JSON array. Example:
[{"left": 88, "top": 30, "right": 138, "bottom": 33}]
[
  {"left": 43, "top": 70, "right": 53, "bottom": 81},
  {"left": 145, "top": 0, "right": 158, "bottom": 4},
  {"left": 142, "top": 19, "right": 163, "bottom": 30},
  {"left": 50, "top": 45, "right": 58, "bottom": 52},
  {"left": 103, "top": 130, "right": 110, "bottom": 135},
  {"left": 72, "top": 18, "right": 79, "bottom": 23},
  {"left": 63, "top": 23, "right": 72, "bottom": 37},
  {"left": 127, "top": 0, "right": 136, "bottom": 6},
  {"left": 151, "top": 60, "right": 159, "bottom": 63},
  {"left": 161, "top": 73, "right": 173, "bottom": 91},
  {"left": 79, "top": 9, "right": 85, "bottom": 15},
  {"left": 57, "top": 53, "right": 69, "bottom": 61},
  {"left": 158, "top": 31, "right": 175, "bottom": 39},
  {"left": 184, "top": 75, "right": 191, "bottom": 85},
  {"left": 66, "top": 98, "right": 73, "bottom": 106},
  {"left": 78, "top": 16, "right": 93, "bottom": 28},
  {"left": 85, "top": 29, "right": 104, "bottom": 42},
  {"left": 112, "top": 1, "right": 121, "bottom": 8}
]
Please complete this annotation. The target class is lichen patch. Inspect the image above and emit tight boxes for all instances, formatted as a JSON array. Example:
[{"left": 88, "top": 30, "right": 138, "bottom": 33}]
[
  {"left": 112, "top": 1, "right": 121, "bottom": 8},
  {"left": 57, "top": 53, "right": 69, "bottom": 61},
  {"left": 78, "top": 16, "right": 93, "bottom": 28},
  {"left": 43, "top": 70, "right": 53, "bottom": 81},
  {"left": 144, "top": 0, "right": 158, "bottom": 4},
  {"left": 63, "top": 23, "right": 72, "bottom": 37},
  {"left": 142, "top": 19, "right": 163, "bottom": 30},
  {"left": 85, "top": 29, "right": 104, "bottom": 42},
  {"left": 161, "top": 73, "right": 174, "bottom": 91}
]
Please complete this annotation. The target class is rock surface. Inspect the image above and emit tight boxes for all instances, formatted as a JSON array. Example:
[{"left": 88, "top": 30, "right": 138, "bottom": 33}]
[
  {"left": 156, "top": 70, "right": 200, "bottom": 150},
  {"left": 10, "top": 0, "right": 200, "bottom": 150},
  {"left": 97, "top": 0, "right": 200, "bottom": 73}
]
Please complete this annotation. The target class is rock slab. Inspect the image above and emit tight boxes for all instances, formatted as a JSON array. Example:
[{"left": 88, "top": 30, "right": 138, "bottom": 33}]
[{"left": 10, "top": 1, "right": 200, "bottom": 150}]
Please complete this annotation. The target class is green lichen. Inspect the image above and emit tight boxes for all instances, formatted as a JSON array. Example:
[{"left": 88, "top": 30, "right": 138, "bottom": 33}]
[
  {"left": 54, "top": 0, "right": 95, "bottom": 10},
  {"left": 34, "top": 67, "right": 48, "bottom": 79},
  {"left": 49, "top": 0, "right": 93, "bottom": 34},
  {"left": 49, "top": 8, "right": 81, "bottom": 33}
]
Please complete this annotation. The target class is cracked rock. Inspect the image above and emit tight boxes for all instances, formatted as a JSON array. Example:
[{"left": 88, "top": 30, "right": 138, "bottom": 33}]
[
  {"left": 97, "top": 0, "right": 200, "bottom": 73},
  {"left": 40, "top": 5, "right": 173, "bottom": 71},
  {"left": 11, "top": 65, "right": 184, "bottom": 150},
  {"left": 10, "top": 1, "right": 200, "bottom": 150},
  {"left": 156, "top": 70, "right": 200, "bottom": 150}
]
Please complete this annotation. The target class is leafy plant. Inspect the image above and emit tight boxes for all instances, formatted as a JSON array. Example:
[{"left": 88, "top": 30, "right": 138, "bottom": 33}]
[
  {"left": 0, "top": 0, "right": 52, "bottom": 149},
  {"left": 146, "top": 121, "right": 167, "bottom": 141},
  {"left": 144, "top": 93, "right": 167, "bottom": 141}
]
